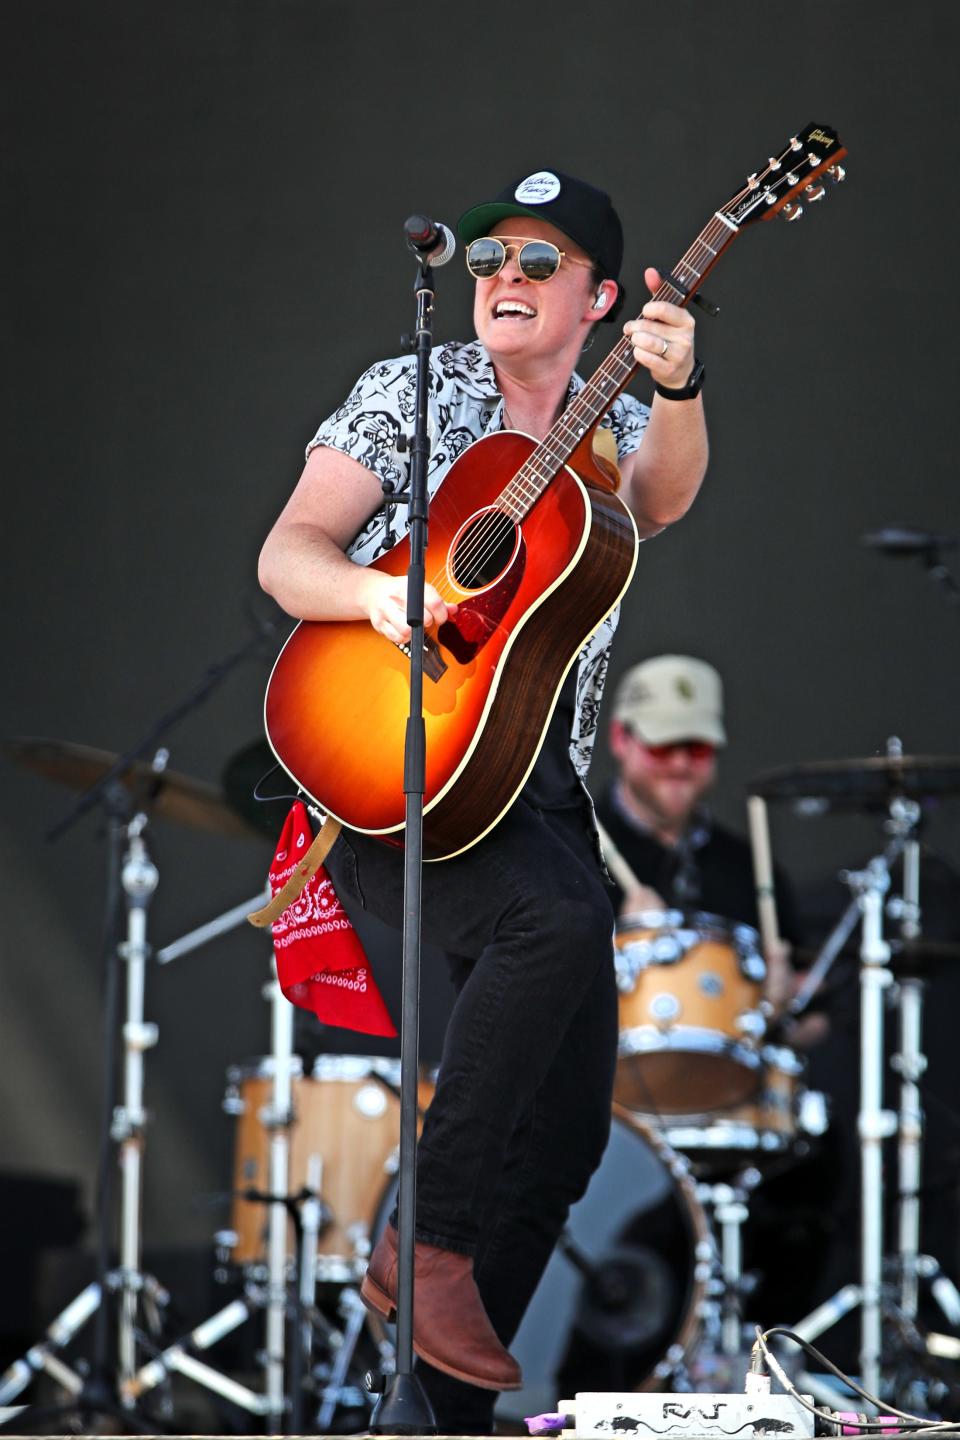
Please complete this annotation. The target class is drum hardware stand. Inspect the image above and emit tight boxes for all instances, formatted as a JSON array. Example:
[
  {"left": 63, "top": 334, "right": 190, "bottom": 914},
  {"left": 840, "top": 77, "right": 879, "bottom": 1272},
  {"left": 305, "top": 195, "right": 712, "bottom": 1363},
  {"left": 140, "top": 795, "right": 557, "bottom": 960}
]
[
  {"left": 697, "top": 1175, "right": 758, "bottom": 1359},
  {"left": 290, "top": 1150, "right": 375, "bottom": 1428},
  {"left": 788, "top": 779, "right": 960, "bottom": 1403},
  {"left": 789, "top": 848, "right": 900, "bottom": 1401},
  {"left": 150, "top": 888, "right": 383, "bottom": 1431},
  {"left": 314, "top": 1288, "right": 371, "bottom": 1431},
  {"left": 0, "top": 627, "right": 282, "bottom": 1431},
  {"left": 886, "top": 832, "right": 960, "bottom": 1334},
  {"left": 0, "top": 790, "right": 172, "bottom": 1432},
  {"left": 136, "top": 888, "right": 295, "bottom": 1429}
]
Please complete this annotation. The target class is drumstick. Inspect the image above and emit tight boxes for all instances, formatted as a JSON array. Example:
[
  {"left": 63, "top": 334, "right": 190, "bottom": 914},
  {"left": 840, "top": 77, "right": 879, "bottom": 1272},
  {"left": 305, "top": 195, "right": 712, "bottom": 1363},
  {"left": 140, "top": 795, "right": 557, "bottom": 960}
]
[
  {"left": 747, "top": 793, "right": 782, "bottom": 955},
  {"left": 594, "top": 816, "right": 645, "bottom": 898}
]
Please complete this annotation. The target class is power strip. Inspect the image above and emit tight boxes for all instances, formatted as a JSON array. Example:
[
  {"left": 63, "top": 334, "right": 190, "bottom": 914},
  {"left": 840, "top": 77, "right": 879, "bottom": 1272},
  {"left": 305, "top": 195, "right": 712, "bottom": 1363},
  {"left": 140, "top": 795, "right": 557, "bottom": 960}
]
[{"left": 559, "top": 1390, "right": 816, "bottom": 1439}]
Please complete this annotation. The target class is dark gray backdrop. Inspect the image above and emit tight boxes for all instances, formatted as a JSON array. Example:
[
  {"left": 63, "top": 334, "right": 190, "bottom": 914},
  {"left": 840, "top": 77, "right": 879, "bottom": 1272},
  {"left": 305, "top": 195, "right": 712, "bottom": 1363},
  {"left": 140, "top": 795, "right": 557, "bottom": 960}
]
[{"left": 3, "top": 0, "right": 959, "bottom": 1282}]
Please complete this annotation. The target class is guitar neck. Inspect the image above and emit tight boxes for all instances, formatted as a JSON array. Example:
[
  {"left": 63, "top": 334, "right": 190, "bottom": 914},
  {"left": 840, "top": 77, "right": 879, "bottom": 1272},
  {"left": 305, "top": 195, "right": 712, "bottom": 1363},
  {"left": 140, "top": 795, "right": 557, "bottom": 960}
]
[
  {"left": 498, "top": 212, "right": 741, "bottom": 519},
  {"left": 498, "top": 119, "right": 847, "bottom": 519}
]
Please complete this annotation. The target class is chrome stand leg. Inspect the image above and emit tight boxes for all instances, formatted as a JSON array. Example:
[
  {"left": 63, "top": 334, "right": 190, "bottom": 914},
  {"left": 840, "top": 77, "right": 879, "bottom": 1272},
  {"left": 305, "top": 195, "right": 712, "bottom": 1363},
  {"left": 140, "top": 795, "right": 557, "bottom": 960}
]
[
  {"left": 856, "top": 869, "right": 896, "bottom": 1400},
  {"left": 263, "top": 956, "right": 296, "bottom": 1429},
  {"left": 894, "top": 975, "right": 925, "bottom": 1322},
  {"left": 115, "top": 818, "right": 159, "bottom": 1385},
  {"left": 317, "top": 1289, "right": 368, "bottom": 1432},
  {"left": 714, "top": 1184, "right": 749, "bottom": 1356}
]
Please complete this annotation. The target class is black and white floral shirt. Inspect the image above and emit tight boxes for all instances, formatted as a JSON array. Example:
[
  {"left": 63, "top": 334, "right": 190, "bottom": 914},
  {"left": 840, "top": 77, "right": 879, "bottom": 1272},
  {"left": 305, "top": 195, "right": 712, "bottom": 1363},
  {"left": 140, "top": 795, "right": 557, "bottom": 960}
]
[{"left": 307, "top": 340, "right": 649, "bottom": 780}]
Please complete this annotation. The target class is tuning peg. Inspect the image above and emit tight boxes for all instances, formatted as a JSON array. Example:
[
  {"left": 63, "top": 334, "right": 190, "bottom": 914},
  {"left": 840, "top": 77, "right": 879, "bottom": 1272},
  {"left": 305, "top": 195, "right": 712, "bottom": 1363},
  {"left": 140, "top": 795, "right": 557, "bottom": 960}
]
[
  {"left": 804, "top": 183, "right": 826, "bottom": 203},
  {"left": 782, "top": 202, "right": 803, "bottom": 222},
  {"left": 827, "top": 163, "right": 846, "bottom": 183}
]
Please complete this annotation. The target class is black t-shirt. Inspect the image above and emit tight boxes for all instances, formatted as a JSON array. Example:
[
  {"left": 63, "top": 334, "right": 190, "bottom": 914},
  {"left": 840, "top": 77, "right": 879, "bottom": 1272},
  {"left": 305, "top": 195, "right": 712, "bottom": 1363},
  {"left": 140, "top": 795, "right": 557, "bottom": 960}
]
[
  {"left": 521, "top": 667, "right": 583, "bottom": 811},
  {"left": 595, "top": 783, "right": 803, "bottom": 945}
]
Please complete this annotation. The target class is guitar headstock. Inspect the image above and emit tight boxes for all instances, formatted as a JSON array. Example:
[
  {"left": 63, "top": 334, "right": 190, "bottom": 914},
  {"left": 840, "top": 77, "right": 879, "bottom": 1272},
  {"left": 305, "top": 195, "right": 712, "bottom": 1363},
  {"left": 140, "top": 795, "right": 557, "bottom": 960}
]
[{"left": 722, "top": 123, "right": 847, "bottom": 228}]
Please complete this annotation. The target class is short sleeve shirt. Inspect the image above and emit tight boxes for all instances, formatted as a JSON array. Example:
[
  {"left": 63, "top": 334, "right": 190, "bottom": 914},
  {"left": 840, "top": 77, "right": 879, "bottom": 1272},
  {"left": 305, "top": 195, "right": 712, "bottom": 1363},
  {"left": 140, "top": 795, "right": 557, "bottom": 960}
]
[{"left": 307, "top": 339, "right": 649, "bottom": 781}]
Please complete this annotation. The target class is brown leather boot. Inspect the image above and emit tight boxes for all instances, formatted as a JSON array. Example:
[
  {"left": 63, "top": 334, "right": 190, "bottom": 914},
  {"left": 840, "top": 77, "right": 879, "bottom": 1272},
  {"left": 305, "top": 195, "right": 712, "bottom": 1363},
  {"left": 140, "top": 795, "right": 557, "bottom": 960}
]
[{"left": 360, "top": 1223, "right": 522, "bottom": 1391}]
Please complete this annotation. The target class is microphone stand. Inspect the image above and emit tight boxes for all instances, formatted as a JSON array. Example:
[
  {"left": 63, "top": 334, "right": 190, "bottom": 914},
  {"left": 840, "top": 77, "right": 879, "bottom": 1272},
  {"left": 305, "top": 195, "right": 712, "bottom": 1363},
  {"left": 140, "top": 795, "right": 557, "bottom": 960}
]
[
  {"left": 367, "top": 247, "right": 439, "bottom": 1435},
  {"left": 861, "top": 527, "right": 960, "bottom": 612},
  {"left": 920, "top": 544, "right": 960, "bottom": 608}
]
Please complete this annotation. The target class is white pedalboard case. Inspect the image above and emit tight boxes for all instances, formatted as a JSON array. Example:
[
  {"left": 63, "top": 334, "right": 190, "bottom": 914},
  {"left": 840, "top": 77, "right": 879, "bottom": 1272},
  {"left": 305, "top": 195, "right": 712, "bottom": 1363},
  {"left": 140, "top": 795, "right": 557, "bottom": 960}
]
[{"left": 563, "top": 1390, "right": 816, "bottom": 1439}]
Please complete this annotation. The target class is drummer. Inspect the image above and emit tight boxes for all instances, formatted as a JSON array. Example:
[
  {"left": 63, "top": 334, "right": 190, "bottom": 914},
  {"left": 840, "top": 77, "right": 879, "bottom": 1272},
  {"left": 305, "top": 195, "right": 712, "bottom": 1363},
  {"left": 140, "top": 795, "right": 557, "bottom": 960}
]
[{"left": 595, "top": 654, "right": 819, "bottom": 1038}]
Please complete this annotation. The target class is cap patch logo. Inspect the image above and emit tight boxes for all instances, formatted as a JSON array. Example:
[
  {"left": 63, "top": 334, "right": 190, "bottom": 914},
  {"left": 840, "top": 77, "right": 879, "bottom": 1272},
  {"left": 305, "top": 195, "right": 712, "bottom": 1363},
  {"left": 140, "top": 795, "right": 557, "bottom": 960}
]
[
  {"left": 675, "top": 676, "right": 695, "bottom": 702},
  {"left": 515, "top": 171, "right": 561, "bottom": 205}
]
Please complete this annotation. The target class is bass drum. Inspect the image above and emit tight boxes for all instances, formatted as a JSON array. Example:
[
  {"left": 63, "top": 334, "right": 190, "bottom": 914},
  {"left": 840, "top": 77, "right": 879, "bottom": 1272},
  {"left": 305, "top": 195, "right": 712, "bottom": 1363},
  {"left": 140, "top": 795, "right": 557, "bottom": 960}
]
[{"left": 495, "top": 1108, "right": 712, "bottom": 1422}]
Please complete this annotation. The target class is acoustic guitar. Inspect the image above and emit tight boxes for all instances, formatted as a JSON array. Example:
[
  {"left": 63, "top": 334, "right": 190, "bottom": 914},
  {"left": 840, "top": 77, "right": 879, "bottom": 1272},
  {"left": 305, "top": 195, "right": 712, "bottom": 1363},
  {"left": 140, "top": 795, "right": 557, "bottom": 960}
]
[{"left": 265, "top": 124, "right": 846, "bottom": 860}]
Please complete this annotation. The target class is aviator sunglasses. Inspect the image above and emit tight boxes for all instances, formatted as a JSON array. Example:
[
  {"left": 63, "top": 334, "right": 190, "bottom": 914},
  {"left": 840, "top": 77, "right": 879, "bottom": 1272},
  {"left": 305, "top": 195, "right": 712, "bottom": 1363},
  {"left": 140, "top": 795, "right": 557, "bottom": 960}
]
[{"left": 465, "top": 235, "right": 594, "bottom": 283}]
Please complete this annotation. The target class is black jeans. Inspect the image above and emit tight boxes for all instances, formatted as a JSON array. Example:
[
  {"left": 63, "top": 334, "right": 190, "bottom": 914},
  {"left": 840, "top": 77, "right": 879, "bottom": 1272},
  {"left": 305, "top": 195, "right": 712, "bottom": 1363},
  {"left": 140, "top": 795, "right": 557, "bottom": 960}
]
[{"left": 327, "top": 794, "right": 618, "bottom": 1430}]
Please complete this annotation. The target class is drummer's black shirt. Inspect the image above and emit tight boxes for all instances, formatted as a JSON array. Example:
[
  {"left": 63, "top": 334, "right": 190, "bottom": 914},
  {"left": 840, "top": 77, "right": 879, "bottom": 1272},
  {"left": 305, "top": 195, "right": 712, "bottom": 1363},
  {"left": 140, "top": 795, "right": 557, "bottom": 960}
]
[{"left": 595, "top": 783, "right": 803, "bottom": 945}]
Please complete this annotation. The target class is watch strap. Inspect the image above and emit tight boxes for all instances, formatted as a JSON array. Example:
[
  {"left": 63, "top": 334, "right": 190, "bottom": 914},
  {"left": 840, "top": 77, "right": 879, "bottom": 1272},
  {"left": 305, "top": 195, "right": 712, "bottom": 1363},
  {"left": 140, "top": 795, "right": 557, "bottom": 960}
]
[{"left": 654, "top": 355, "right": 705, "bottom": 401}]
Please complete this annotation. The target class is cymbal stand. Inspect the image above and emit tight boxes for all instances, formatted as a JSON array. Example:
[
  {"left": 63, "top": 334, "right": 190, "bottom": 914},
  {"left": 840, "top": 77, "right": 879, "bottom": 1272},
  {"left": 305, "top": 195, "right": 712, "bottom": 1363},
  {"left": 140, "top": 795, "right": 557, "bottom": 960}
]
[
  {"left": 252, "top": 955, "right": 297, "bottom": 1427},
  {"left": 893, "top": 816, "right": 924, "bottom": 1323},
  {"left": 126, "top": 888, "right": 292, "bottom": 1429},
  {"left": 790, "top": 846, "right": 900, "bottom": 1403},
  {"left": 0, "top": 795, "right": 168, "bottom": 1430},
  {"left": 887, "top": 818, "right": 960, "bottom": 1334},
  {"left": 115, "top": 811, "right": 165, "bottom": 1383}
]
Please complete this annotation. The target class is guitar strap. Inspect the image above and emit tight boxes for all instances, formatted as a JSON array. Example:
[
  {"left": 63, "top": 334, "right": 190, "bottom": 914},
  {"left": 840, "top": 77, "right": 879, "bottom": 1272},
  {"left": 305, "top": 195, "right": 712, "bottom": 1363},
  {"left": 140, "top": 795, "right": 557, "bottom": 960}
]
[{"left": 247, "top": 814, "right": 342, "bottom": 928}]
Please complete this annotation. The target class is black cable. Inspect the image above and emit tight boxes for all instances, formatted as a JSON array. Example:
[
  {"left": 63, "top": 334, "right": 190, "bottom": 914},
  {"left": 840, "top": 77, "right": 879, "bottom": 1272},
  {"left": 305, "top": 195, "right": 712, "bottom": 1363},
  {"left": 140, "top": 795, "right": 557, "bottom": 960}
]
[{"left": 754, "top": 1326, "right": 956, "bottom": 1432}]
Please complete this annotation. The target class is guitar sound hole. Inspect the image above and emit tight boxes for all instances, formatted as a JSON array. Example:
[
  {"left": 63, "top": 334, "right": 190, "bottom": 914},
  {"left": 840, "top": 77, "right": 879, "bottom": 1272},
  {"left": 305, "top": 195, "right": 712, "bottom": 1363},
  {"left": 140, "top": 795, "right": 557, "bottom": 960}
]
[{"left": 451, "top": 511, "right": 518, "bottom": 590}]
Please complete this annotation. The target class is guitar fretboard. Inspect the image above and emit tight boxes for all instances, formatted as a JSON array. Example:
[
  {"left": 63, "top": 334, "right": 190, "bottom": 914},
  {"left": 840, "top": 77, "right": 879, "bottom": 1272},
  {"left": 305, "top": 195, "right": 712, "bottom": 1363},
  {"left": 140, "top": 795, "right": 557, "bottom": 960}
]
[{"left": 497, "top": 212, "right": 740, "bottom": 520}]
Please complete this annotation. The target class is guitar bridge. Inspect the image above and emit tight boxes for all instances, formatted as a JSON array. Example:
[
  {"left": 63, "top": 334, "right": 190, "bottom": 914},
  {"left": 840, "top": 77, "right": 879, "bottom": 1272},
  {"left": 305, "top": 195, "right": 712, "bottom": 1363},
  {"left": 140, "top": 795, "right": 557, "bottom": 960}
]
[{"left": 396, "top": 632, "right": 448, "bottom": 682}]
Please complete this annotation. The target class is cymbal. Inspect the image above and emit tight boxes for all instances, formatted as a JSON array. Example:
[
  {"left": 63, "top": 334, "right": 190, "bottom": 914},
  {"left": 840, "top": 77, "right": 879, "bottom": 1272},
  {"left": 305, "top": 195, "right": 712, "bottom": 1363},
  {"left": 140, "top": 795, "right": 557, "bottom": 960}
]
[
  {"left": 6, "top": 737, "right": 263, "bottom": 840},
  {"left": 749, "top": 754, "right": 960, "bottom": 807}
]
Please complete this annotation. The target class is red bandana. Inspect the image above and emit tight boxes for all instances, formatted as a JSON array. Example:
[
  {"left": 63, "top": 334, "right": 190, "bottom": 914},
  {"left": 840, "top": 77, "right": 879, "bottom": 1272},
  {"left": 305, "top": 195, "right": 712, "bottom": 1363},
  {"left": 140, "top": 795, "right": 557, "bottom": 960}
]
[{"left": 268, "top": 802, "right": 397, "bottom": 1037}]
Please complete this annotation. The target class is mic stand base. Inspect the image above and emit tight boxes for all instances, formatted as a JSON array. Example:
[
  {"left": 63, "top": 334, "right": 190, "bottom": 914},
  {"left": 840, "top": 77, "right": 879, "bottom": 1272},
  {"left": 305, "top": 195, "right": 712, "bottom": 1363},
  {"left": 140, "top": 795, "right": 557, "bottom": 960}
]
[{"left": 369, "top": 1370, "right": 437, "bottom": 1436}]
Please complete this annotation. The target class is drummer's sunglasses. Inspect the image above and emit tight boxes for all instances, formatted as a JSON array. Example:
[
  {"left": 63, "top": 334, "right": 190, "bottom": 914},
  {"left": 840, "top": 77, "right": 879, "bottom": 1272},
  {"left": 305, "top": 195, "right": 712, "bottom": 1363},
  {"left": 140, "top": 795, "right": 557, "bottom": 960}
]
[
  {"left": 465, "top": 235, "right": 594, "bottom": 283},
  {"left": 642, "top": 740, "right": 716, "bottom": 762}
]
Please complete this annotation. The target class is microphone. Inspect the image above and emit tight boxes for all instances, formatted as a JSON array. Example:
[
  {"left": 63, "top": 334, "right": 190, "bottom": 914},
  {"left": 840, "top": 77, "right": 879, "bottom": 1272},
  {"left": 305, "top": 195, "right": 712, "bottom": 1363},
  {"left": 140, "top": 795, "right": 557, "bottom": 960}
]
[
  {"left": 404, "top": 214, "right": 456, "bottom": 267},
  {"left": 861, "top": 524, "right": 959, "bottom": 556}
]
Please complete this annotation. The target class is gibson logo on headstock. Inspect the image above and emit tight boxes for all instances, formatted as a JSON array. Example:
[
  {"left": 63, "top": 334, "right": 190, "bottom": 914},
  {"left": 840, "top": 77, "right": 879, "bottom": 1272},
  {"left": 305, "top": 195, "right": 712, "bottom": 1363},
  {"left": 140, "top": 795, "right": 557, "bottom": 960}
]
[{"left": 807, "top": 128, "right": 834, "bottom": 148}]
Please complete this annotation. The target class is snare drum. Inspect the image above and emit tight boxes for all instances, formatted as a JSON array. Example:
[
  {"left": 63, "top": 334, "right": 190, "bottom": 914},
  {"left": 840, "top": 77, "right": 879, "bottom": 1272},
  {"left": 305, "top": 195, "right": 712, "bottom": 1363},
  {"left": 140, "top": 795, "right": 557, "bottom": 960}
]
[
  {"left": 613, "top": 910, "right": 768, "bottom": 1114},
  {"left": 225, "top": 1054, "right": 402, "bottom": 1278}
]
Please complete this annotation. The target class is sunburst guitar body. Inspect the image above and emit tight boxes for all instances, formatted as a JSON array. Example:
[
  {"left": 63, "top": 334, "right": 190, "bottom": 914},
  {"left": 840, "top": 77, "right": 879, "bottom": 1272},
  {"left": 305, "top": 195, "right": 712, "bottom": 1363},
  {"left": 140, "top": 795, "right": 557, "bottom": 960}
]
[{"left": 264, "top": 429, "right": 638, "bottom": 860}]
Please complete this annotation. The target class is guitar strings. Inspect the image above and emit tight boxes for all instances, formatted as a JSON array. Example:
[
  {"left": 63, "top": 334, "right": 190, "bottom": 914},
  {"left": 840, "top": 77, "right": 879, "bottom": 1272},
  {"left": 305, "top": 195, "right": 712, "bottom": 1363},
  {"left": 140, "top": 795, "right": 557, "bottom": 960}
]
[
  {"left": 423, "top": 182, "right": 766, "bottom": 595},
  {"left": 420, "top": 158, "right": 786, "bottom": 608},
  {"left": 423, "top": 213, "right": 737, "bottom": 601}
]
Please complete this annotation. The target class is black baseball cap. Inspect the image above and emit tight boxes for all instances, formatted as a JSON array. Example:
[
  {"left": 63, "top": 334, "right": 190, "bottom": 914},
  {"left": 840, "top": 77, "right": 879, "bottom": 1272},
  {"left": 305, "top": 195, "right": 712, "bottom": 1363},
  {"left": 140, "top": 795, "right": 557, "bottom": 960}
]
[{"left": 458, "top": 168, "right": 624, "bottom": 285}]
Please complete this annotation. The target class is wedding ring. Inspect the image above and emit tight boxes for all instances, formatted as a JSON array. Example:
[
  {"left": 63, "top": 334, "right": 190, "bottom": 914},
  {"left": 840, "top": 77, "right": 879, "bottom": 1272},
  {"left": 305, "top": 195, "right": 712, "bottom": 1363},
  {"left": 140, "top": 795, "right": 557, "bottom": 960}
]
[{"left": 659, "top": 338, "right": 669, "bottom": 358}]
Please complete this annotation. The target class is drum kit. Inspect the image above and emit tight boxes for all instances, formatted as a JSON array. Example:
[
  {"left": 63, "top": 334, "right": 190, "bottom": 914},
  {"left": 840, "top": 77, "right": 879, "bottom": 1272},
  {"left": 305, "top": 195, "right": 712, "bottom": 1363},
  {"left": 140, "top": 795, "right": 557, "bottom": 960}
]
[{"left": 3, "top": 733, "right": 960, "bottom": 1432}]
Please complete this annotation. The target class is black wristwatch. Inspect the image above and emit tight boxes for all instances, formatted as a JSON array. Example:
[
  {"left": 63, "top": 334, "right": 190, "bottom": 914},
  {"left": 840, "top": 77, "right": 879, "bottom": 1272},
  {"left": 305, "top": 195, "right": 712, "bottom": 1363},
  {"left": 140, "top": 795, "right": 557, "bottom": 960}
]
[{"left": 654, "top": 355, "right": 705, "bottom": 401}]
